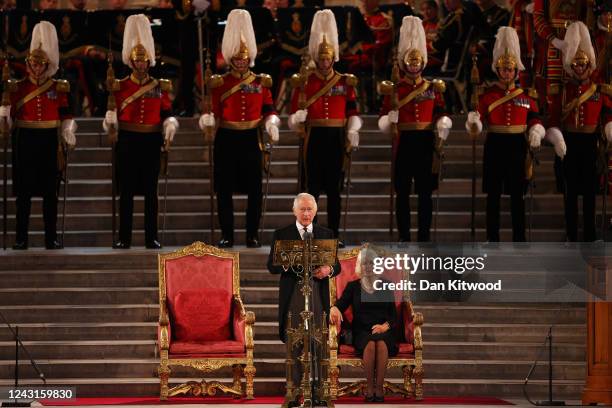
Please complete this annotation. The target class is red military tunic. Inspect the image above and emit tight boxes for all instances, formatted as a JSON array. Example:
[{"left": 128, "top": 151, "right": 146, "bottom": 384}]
[
  {"left": 114, "top": 74, "right": 172, "bottom": 132},
  {"left": 478, "top": 83, "right": 542, "bottom": 132},
  {"left": 211, "top": 71, "right": 275, "bottom": 130},
  {"left": 9, "top": 78, "right": 71, "bottom": 127},
  {"left": 290, "top": 71, "right": 358, "bottom": 126},
  {"left": 533, "top": 0, "right": 588, "bottom": 121},
  {"left": 552, "top": 81, "right": 612, "bottom": 133},
  {"left": 509, "top": 0, "right": 535, "bottom": 87},
  {"left": 344, "top": 9, "right": 393, "bottom": 71},
  {"left": 380, "top": 77, "right": 446, "bottom": 131}
]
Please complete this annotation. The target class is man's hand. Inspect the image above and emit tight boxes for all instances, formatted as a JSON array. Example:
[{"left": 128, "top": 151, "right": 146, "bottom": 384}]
[
  {"left": 371, "top": 322, "right": 390, "bottom": 334},
  {"left": 313, "top": 265, "right": 332, "bottom": 279},
  {"left": 329, "top": 306, "right": 343, "bottom": 327}
]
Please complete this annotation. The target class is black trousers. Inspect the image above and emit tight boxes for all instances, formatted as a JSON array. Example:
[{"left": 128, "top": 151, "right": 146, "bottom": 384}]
[
  {"left": 394, "top": 130, "right": 437, "bottom": 242},
  {"left": 15, "top": 194, "right": 57, "bottom": 245},
  {"left": 306, "top": 127, "right": 345, "bottom": 237},
  {"left": 562, "top": 132, "right": 598, "bottom": 242},
  {"left": 116, "top": 130, "right": 162, "bottom": 244},
  {"left": 12, "top": 127, "right": 59, "bottom": 245},
  {"left": 483, "top": 132, "right": 528, "bottom": 242},
  {"left": 214, "top": 128, "right": 262, "bottom": 240}
]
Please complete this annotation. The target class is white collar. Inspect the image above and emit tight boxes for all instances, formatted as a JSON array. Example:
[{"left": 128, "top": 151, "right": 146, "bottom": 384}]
[{"left": 296, "top": 221, "right": 313, "bottom": 237}]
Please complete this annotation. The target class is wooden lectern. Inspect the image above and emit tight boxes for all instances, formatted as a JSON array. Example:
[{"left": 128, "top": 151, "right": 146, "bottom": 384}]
[{"left": 582, "top": 259, "right": 612, "bottom": 405}]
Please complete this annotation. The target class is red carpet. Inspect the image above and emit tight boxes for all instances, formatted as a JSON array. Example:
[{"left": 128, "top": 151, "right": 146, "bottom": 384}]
[{"left": 39, "top": 396, "right": 512, "bottom": 405}]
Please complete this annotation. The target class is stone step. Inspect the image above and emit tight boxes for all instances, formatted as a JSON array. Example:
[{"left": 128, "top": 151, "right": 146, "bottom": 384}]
[
  {"left": 0, "top": 358, "right": 585, "bottom": 381},
  {"left": 0, "top": 211, "right": 568, "bottom": 232},
  {"left": 0, "top": 339, "right": 585, "bottom": 361},
  {"left": 4, "top": 143, "right": 559, "bottom": 165},
  {"left": 1, "top": 302, "right": 583, "bottom": 325},
  {"left": 0, "top": 376, "right": 586, "bottom": 399},
  {"left": 0, "top": 192, "right": 571, "bottom": 212},
  {"left": 0, "top": 321, "right": 585, "bottom": 343},
  {"left": 0, "top": 227, "right": 570, "bottom": 248}
]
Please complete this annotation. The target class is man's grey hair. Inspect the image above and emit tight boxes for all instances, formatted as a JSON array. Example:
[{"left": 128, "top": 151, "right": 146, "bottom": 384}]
[{"left": 293, "top": 192, "right": 317, "bottom": 211}]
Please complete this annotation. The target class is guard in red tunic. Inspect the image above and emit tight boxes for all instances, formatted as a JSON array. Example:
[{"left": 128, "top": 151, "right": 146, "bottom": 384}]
[
  {"left": 378, "top": 16, "right": 452, "bottom": 242},
  {"left": 466, "top": 27, "right": 545, "bottom": 242},
  {"left": 198, "top": 9, "right": 280, "bottom": 248},
  {"left": 288, "top": 10, "right": 362, "bottom": 246},
  {"left": 509, "top": 0, "right": 535, "bottom": 88},
  {"left": 103, "top": 14, "right": 179, "bottom": 249},
  {"left": 545, "top": 22, "right": 612, "bottom": 242},
  {"left": 0, "top": 21, "right": 77, "bottom": 250}
]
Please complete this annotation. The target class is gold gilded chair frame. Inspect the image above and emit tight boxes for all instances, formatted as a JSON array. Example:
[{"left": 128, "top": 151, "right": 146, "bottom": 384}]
[
  {"left": 157, "top": 241, "right": 256, "bottom": 400},
  {"left": 328, "top": 247, "right": 424, "bottom": 400}
]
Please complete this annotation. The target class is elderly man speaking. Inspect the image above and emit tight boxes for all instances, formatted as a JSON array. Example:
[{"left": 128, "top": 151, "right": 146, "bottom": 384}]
[{"left": 267, "top": 193, "right": 341, "bottom": 404}]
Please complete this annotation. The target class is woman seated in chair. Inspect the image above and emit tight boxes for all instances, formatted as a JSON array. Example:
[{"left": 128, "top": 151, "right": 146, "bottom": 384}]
[{"left": 330, "top": 251, "right": 398, "bottom": 402}]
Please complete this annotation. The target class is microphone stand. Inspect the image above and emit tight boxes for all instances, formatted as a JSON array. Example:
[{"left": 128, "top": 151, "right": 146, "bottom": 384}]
[{"left": 0, "top": 310, "right": 46, "bottom": 408}]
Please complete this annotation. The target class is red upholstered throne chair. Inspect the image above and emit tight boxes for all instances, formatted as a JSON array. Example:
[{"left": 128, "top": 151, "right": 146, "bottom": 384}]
[
  {"left": 157, "top": 242, "right": 255, "bottom": 400},
  {"left": 328, "top": 246, "right": 424, "bottom": 400}
]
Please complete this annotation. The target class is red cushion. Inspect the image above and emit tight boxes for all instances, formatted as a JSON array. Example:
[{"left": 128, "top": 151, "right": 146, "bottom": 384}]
[
  {"left": 398, "top": 343, "right": 414, "bottom": 354},
  {"left": 172, "top": 289, "right": 231, "bottom": 341},
  {"left": 169, "top": 340, "right": 245, "bottom": 355}
]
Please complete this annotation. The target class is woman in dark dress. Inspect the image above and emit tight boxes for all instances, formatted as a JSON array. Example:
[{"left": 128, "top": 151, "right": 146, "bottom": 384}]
[{"left": 330, "top": 261, "right": 398, "bottom": 402}]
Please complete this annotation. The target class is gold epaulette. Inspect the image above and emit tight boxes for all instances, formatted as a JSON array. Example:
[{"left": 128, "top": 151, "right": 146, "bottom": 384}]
[
  {"left": 432, "top": 79, "right": 446, "bottom": 93},
  {"left": 377, "top": 80, "right": 395, "bottom": 96},
  {"left": 159, "top": 78, "right": 173, "bottom": 92},
  {"left": 54, "top": 79, "right": 70, "bottom": 93},
  {"left": 600, "top": 83, "right": 612, "bottom": 97},
  {"left": 344, "top": 73, "right": 358, "bottom": 87},
  {"left": 528, "top": 87, "right": 538, "bottom": 99},
  {"left": 290, "top": 73, "right": 303, "bottom": 89},
  {"left": 207, "top": 74, "right": 224, "bottom": 89},
  {"left": 258, "top": 74, "right": 273, "bottom": 88}
]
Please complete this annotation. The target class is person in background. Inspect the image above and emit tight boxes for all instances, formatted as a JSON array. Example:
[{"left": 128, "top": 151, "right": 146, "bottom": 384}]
[
  {"left": 420, "top": 0, "right": 442, "bottom": 70},
  {"left": 37, "top": 0, "right": 57, "bottom": 9}
]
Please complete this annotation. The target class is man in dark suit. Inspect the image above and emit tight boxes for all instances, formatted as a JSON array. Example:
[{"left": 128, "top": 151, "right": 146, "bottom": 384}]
[{"left": 267, "top": 192, "right": 341, "bottom": 402}]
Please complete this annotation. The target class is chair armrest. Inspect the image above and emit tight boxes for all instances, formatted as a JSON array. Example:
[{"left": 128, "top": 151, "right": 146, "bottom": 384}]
[
  {"left": 233, "top": 295, "right": 255, "bottom": 350},
  {"left": 328, "top": 323, "right": 339, "bottom": 352},
  {"left": 158, "top": 300, "right": 171, "bottom": 351},
  {"left": 412, "top": 311, "right": 424, "bottom": 351}
]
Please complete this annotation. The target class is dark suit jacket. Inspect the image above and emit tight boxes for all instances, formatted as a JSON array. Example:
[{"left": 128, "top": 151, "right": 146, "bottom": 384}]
[{"left": 267, "top": 223, "right": 342, "bottom": 342}]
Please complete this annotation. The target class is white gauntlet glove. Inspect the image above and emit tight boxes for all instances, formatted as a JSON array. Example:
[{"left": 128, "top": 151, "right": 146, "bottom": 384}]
[
  {"left": 288, "top": 109, "right": 308, "bottom": 131},
  {"left": 61, "top": 119, "right": 77, "bottom": 148},
  {"left": 265, "top": 114, "right": 281, "bottom": 144},
  {"left": 465, "top": 111, "right": 482, "bottom": 134},
  {"left": 103, "top": 110, "right": 118, "bottom": 133},
  {"left": 605, "top": 122, "right": 612, "bottom": 143},
  {"left": 198, "top": 113, "right": 215, "bottom": 130},
  {"left": 545, "top": 127, "right": 567, "bottom": 159},
  {"left": 163, "top": 117, "right": 179, "bottom": 147},
  {"left": 347, "top": 115, "right": 363, "bottom": 149},
  {"left": 528, "top": 124, "right": 545, "bottom": 149},
  {"left": 436, "top": 116, "right": 452, "bottom": 141}
]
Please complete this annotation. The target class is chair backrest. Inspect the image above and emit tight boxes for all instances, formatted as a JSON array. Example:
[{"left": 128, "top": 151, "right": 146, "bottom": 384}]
[
  {"left": 158, "top": 242, "right": 240, "bottom": 342},
  {"left": 333, "top": 246, "right": 415, "bottom": 343}
]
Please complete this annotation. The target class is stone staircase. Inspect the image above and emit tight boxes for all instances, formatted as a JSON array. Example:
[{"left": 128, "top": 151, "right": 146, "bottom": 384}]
[
  {"left": 0, "top": 116, "right": 576, "bottom": 247},
  {"left": 0, "top": 250, "right": 586, "bottom": 399},
  {"left": 0, "top": 116, "right": 587, "bottom": 399}
]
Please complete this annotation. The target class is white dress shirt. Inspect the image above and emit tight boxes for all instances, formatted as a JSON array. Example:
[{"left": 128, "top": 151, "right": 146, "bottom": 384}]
[{"left": 296, "top": 221, "right": 313, "bottom": 240}]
